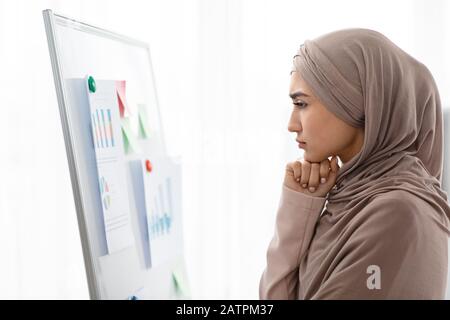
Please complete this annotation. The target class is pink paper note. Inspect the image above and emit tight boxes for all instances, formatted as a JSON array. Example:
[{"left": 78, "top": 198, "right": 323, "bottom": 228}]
[{"left": 116, "top": 80, "right": 131, "bottom": 118}]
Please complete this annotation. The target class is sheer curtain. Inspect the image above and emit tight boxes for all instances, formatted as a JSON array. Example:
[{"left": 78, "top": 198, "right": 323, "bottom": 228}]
[{"left": 0, "top": 0, "right": 448, "bottom": 299}]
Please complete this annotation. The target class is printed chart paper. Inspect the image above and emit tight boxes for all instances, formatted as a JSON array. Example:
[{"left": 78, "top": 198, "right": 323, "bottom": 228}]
[{"left": 86, "top": 78, "right": 134, "bottom": 254}]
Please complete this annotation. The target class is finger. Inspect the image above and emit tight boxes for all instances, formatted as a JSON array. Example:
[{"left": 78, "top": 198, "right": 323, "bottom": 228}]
[
  {"left": 319, "top": 159, "right": 330, "bottom": 183},
  {"left": 319, "top": 157, "right": 339, "bottom": 190},
  {"left": 308, "top": 163, "right": 320, "bottom": 192},
  {"left": 330, "top": 156, "right": 340, "bottom": 173},
  {"left": 299, "top": 161, "right": 311, "bottom": 188},
  {"left": 324, "top": 156, "right": 340, "bottom": 185},
  {"left": 292, "top": 161, "right": 302, "bottom": 182},
  {"left": 285, "top": 164, "right": 295, "bottom": 178}
]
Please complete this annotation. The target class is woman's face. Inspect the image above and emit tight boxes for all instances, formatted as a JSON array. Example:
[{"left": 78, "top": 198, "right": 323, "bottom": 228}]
[{"left": 288, "top": 71, "right": 364, "bottom": 163}]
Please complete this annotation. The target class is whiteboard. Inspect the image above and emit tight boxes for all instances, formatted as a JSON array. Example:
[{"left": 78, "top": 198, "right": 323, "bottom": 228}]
[{"left": 43, "top": 9, "right": 189, "bottom": 300}]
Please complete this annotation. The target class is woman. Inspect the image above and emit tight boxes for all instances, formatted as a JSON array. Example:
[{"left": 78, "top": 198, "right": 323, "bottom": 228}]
[{"left": 260, "top": 28, "right": 450, "bottom": 299}]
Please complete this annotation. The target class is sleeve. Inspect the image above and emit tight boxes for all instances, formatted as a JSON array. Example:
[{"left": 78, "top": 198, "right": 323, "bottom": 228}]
[
  {"left": 259, "top": 185, "right": 326, "bottom": 299},
  {"left": 310, "top": 194, "right": 449, "bottom": 299}
]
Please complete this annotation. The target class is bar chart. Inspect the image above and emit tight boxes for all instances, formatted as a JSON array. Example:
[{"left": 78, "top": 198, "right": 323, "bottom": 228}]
[
  {"left": 91, "top": 108, "right": 115, "bottom": 149},
  {"left": 148, "top": 177, "right": 173, "bottom": 240}
]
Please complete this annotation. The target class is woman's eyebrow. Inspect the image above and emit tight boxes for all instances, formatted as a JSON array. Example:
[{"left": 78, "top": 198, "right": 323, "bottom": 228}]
[{"left": 289, "top": 91, "right": 310, "bottom": 99}]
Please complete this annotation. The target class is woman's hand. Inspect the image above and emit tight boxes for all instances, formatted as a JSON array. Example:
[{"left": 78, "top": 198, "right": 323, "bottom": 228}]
[{"left": 284, "top": 156, "right": 340, "bottom": 198}]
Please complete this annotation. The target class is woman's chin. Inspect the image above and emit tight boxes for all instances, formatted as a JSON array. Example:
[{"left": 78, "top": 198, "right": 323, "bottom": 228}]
[
  {"left": 303, "top": 153, "right": 316, "bottom": 163},
  {"left": 303, "top": 152, "right": 328, "bottom": 163}
]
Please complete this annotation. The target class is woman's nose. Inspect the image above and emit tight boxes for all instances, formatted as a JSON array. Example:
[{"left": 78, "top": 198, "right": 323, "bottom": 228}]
[{"left": 288, "top": 111, "right": 302, "bottom": 132}]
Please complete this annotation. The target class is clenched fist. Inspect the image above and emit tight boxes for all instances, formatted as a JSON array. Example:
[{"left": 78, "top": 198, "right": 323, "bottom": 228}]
[{"left": 284, "top": 156, "right": 340, "bottom": 198}]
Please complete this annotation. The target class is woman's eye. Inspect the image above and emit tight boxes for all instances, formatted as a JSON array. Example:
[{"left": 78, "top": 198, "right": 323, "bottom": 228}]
[{"left": 293, "top": 101, "right": 308, "bottom": 109}]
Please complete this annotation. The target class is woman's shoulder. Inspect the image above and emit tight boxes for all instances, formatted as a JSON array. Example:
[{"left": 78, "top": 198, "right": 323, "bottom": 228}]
[
  {"left": 368, "top": 189, "right": 424, "bottom": 209},
  {"left": 355, "top": 189, "right": 432, "bottom": 235},
  {"left": 366, "top": 189, "right": 433, "bottom": 214}
]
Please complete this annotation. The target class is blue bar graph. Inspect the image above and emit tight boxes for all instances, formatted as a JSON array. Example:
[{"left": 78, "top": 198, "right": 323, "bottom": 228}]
[{"left": 91, "top": 108, "right": 115, "bottom": 149}]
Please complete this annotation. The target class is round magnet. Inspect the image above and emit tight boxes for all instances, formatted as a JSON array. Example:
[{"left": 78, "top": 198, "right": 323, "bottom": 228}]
[
  {"left": 88, "top": 76, "right": 96, "bottom": 93},
  {"left": 145, "top": 159, "right": 153, "bottom": 173}
]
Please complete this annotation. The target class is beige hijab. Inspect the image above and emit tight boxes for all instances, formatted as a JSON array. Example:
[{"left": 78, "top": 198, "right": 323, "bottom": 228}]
[{"left": 293, "top": 29, "right": 450, "bottom": 226}]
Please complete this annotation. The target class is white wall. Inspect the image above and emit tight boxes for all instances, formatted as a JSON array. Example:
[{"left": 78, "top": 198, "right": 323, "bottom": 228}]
[{"left": 0, "top": 0, "right": 449, "bottom": 299}]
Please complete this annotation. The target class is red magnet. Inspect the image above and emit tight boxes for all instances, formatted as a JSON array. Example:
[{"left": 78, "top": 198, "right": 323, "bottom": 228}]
[{"left": 145, "top": 159, "right": 153, "bottom": 173}]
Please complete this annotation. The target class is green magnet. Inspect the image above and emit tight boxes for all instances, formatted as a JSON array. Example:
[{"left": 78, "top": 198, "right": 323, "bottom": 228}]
[{"left": 88, "top": 76, "right": 96, "bottom": 93}]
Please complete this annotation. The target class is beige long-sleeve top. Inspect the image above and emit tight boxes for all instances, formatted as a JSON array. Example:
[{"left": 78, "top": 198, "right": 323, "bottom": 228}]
[{"left": 259, "top": 185, "right": 449, "bottom": 299}]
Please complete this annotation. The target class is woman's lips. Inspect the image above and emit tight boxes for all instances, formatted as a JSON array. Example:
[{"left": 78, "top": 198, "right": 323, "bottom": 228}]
[{"left": 297, "top": 141, "right": 306, "bottom": 149}]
